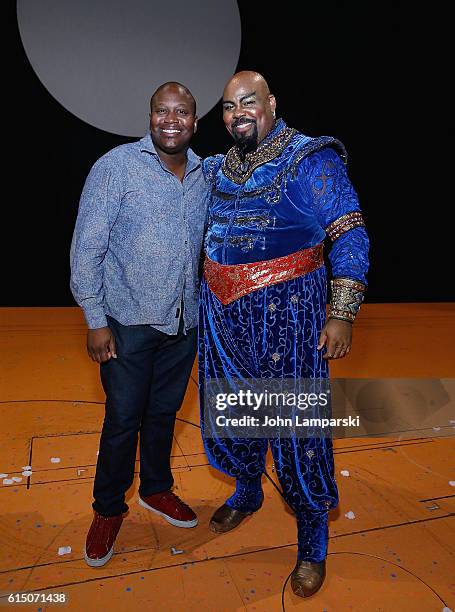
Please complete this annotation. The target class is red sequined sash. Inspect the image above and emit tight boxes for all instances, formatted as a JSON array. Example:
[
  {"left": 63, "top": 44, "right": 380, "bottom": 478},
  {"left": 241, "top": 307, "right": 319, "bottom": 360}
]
[{"left": 204, "top": 243, "right": 324, "bottom": 305}]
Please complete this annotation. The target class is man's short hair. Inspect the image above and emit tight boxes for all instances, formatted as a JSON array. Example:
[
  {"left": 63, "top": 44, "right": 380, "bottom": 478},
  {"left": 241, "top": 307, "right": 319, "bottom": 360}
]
[{"left": 150, "top": 82, "right": 196, "bottom": 115}]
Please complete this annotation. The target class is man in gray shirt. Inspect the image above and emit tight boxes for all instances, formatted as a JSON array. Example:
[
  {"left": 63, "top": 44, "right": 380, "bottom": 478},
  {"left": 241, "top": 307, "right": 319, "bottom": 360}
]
[{"left": 70, "top": 82, "right": 208, "bottom": 568}]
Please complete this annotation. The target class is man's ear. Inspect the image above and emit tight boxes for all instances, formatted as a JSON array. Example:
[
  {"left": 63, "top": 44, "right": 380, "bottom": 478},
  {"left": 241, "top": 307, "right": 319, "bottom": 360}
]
[{"left": 269, "top": 94, "right": 276, "bottom": 115}]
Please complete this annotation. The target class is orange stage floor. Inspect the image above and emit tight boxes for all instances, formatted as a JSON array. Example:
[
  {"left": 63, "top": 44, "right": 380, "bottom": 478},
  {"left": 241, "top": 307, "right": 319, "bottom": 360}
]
[{"left": 0, "top": 304, "right": 454, "bottom": 611}]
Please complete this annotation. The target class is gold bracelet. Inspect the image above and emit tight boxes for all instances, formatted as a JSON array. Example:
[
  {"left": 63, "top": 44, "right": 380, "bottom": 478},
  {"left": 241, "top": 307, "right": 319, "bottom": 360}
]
[
  {"left": 329, "top": 277, "right": 366, "bottom": 323},
  {"left": 326, "top": 211, "right": 365, "bottom": 241}
]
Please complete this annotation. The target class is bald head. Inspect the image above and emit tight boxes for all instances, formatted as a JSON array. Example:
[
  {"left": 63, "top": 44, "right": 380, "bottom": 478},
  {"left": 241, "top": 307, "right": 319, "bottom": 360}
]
[
  {"left": 150, "top": 82, "right": 196, "bottom": 116},
  {"left": 222, "top": 71, "right": 276, "bottom": 150},
  {"left": 223, "top": 71, "right": 271, "bottom": 100}
]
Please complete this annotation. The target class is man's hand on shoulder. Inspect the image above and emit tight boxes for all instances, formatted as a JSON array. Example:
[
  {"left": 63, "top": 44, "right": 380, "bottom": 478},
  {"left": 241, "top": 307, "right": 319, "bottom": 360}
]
[{"left": 87, "top": 327, "right": 117, "bottom": 363}]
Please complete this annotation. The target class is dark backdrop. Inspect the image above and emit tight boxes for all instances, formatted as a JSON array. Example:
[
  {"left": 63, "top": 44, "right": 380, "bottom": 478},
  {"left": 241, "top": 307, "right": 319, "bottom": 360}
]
[{"left": 3, "top": 1, "right": 451, "bottom": 305}]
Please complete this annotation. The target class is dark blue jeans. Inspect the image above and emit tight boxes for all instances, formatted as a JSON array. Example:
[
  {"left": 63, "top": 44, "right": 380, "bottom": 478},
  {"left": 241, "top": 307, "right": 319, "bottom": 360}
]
[{"left": 93, "top": 315, "right": 197, "bottom": 516}]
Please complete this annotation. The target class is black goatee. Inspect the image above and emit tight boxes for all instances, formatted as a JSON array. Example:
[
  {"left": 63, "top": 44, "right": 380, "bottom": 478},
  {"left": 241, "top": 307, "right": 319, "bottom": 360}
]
[{"left": 231, "top": 119, "right": 259, "bottom": 161}]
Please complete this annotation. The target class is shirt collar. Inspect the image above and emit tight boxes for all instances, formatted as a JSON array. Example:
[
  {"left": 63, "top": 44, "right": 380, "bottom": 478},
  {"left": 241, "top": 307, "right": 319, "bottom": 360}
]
[{"left": 139, "top": 133, "right": 201, "bottom": 171}]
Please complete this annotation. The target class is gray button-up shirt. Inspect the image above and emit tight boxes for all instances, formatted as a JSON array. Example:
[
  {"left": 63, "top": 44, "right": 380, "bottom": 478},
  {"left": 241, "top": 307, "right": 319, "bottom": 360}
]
[{"left": 70, "top": 134, "right": 208, "bottom": 333}]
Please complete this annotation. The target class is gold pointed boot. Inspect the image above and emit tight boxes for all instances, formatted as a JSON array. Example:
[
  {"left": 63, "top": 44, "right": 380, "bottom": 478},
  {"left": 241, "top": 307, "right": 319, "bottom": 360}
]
[
  {"left": 291, "top": 559, "right": 326, "bottom": 597},
  {"left": 209, "top": 504, "right": 253, "bottom": 533},
  {"left": 210, "top": 491, "right": 264, "bottom": 534}
]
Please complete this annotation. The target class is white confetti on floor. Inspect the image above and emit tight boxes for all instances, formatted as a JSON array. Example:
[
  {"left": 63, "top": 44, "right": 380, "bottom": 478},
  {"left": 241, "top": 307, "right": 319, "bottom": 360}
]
[
  {"left": 340, "top": 470, "right": 350, "bottom": 477},
  {"left": 449, "top": 481, "right": 455, "bottom": 487},
  {"left": 12, "top": 477, "right": 22, "bottom": 483},
  {"left": 345, "top": 510, "right": 356, "bottom": 520},
  {"left": 22, "top": 465, "right": 31, "bottom": 470},
  {"left": 0, "top": 473, "right": 8, "bottom": 478},
  {"left": 58, "top": 546, "right": 72, "bottom": 556},
  {"left": 22, "top": 470, "right": 32, "bottom": 476},
  {"left": 2, "top": 478, "right": 13, "bottom": 485},
  {"left": 50, "top": 457, "right": 61, "bottom": 463}
]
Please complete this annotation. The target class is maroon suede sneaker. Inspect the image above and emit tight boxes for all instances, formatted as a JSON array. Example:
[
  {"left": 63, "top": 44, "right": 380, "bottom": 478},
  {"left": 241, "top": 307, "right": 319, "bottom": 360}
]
[
  {"left": 139, "top": 490, "right": 198, "bottom": 528},
  {"left": 84, "top": 511, "right": 124, "bottom": 567}
]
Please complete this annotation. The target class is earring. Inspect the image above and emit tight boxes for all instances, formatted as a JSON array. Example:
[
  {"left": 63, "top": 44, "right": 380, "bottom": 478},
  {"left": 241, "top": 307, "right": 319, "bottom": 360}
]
[{"left": 272, "top": 110, "right": 276, "bottom": 118}]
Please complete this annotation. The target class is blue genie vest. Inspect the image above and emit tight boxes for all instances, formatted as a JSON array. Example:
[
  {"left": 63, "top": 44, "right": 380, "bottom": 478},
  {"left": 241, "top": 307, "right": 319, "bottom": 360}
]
[{"left": 203, "top": 118, "right": 347, "bottom": 266}]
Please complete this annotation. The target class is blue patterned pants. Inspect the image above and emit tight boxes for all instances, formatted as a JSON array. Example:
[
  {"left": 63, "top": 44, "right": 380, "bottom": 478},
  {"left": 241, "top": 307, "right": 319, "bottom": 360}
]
[{"left": 199, "top": 267, "right": 337, "bottom": 561}]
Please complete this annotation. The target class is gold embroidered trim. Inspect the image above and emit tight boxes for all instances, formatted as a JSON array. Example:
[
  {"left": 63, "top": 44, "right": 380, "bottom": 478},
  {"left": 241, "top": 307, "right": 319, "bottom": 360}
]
[
  {"left": 222, "top": 126, "right": 297, "bottom": 184},
  {"left": 326, "top": 211, "right": 365, "bottom": 241},
  {"left": 329, "top": 277, "right": 366, "bottom": 323}
]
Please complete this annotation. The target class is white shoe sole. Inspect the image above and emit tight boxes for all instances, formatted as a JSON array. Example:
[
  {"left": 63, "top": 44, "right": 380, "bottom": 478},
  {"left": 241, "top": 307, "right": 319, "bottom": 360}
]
[
  {"left": 84, "top": 545, "right": 114, "bottom": 567},
  {"left": 138, "top": 497, "right": 198, "bottom": 528}
]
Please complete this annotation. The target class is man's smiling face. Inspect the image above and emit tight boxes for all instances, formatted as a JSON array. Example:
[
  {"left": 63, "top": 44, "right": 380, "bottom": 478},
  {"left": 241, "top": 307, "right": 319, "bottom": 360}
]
[
  {"left": 222, "top": 72, "right": 276, "bottom": 153},
  {"left": 149, "top": 84, "right": 197, "bottom": 155}
]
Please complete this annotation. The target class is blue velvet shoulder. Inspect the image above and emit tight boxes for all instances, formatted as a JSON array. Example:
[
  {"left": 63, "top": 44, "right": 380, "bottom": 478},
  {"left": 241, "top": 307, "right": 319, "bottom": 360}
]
[
  {"left": 290, "top": 134, "right": 347, "bottom": 168},
  {"left": 202, "top": 155, "right": 224, "bottom": 186},
  {"left": 213, "top": 133, "right": 347, "bottom": 195}
]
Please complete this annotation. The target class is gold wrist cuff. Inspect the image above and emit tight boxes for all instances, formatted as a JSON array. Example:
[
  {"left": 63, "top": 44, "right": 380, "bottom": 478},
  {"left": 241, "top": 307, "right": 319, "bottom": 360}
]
[{"left": 329, "top": 277, "right": 366, "bottom": 323}]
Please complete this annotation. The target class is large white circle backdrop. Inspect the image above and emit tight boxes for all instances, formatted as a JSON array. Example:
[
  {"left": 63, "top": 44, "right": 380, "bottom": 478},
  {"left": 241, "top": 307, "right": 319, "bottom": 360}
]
[{"left": 17, "top": 0, "right": 241, "bottom": 137}]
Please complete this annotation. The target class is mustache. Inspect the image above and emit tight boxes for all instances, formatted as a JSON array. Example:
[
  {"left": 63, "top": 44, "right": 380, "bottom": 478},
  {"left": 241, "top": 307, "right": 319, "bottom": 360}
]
[{"left": 231, "top": 118, "right": 257, "bottom": 130}]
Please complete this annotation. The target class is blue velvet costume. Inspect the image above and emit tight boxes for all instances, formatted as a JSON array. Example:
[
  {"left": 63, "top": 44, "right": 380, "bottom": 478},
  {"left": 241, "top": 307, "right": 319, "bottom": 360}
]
[{"left": 199, "top": 119, "right": 369, "bottom": 561}]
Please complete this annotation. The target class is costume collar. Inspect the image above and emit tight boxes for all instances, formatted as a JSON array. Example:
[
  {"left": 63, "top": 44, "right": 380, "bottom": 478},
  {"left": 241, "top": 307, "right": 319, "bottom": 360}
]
[
  {"left": 262, "top": 118, "right": 287, "bottom": 143},
  {"left": 222, "top": 118, "right": 297, "bottom": 185}
]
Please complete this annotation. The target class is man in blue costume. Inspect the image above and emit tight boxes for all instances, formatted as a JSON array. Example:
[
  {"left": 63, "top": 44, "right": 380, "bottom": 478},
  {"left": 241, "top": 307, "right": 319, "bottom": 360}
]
[{"left": 199, "top": 71, "right": 369, "bottom": 597}]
